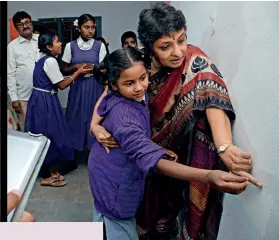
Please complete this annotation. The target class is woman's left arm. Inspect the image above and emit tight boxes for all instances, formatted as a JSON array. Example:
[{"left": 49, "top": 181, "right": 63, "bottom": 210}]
[{"left": 206, "top": 107, "right": 253, "bottom": 173}]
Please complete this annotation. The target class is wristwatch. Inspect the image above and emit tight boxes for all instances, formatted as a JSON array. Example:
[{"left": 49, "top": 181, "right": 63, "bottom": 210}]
[{"left": 217, "top": 143, "right": 234, "bottom": 154}]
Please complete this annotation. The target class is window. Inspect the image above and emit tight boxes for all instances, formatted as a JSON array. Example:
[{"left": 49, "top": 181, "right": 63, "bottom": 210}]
[
  {"left": 37, "top": 17, "right": 102, "bottom": 64},
  {"left": 37, "top": 17, "right": 102, "bottom": 44}
]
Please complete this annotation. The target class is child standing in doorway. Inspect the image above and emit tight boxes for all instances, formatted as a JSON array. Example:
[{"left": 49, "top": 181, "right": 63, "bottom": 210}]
[
  {"left": 25, "top": 31, "right": 92, "bottom": 187},
  {"left": 88, "top": 47, "right": 259, "bottom": 239}
]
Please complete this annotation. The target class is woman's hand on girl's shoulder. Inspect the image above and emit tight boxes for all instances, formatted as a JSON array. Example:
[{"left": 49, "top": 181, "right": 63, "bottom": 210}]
[
  {"left": 90, "top": 125, "right": 119, "bottom": 153},
  {"left": 164, "top": 148, "right": 178, "bottom": 162}
]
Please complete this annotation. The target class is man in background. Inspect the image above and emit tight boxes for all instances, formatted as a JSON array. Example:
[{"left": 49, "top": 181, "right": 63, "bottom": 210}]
[
  {"left": 7, "top": 11, "right": 39, "bottom": 131},
  {"left": 121, "top": 31, "right": 138, "bottom": 48}
]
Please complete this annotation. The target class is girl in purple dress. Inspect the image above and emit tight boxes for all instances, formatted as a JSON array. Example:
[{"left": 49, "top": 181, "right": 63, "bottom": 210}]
[
  {"left": 25, "top": 31, "right": 92, "bottom": 187},
  {"left": 61, "top": 14, "right": 107, "bottom": 165}
]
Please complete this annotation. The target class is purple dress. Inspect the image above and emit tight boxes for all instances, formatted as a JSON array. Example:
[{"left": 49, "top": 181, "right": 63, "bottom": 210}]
[
  {"left": 65, "top": 40, "right": 104, "bottom": 151},
  {"left": 88, "top": 91, "right": 166, "bottom": 220},
  {"left": 25, "top": 55, "right": 74, "bottom": 164}
]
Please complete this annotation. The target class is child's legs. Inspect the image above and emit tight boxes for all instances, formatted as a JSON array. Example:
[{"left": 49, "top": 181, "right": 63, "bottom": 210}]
[
  {"left": 93, "top": 204, "right": 138, "bottom": 240},
  {"left": 104, "top": 217, "right": 138, "bottom": 240}
]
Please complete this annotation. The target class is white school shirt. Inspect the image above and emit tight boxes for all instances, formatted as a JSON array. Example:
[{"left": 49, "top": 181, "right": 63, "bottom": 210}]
[
  {"left": 62, "top": 36, "right": 106, "bottom": 64},
  {"left": 39, "top": 53, "right": 64, "bottom": 85},
  {"left": 7, "top": 34, "right": 40, "bottom": 102}
]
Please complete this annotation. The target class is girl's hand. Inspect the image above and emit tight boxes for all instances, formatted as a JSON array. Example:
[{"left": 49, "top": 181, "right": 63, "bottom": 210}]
[
  {"left": 232, "top": 170, "right": 263, "bottom": 188},
  {"left": 74, "top": 63, "right": 91, "bottom": 70},
  {"left": 207, "top": 170, "right": 263, "bottom": 195},
  {"left": 164, "top": 148, "right": 178, "bottom": 162},
  {"left": 76, "top": 64, "right": 93, "bottom": 76},
  {"left": 91, "top": 125, "right": 119, "bottom": 153},
  {"left": 219, "top": 145, "right": 253, "bottom": 172}
]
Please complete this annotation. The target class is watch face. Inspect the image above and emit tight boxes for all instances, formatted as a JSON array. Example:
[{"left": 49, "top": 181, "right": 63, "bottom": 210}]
[{"left": 220, "top": 146, "right": 225, "bottom": 151}]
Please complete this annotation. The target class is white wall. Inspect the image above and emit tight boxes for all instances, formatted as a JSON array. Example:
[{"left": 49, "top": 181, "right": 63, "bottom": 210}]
[
  {"left": 171, "top": 1, "right": 279, "bottom": 240},
  {"left": 7, "top": 1, "right": 150, "bottom": 107}
]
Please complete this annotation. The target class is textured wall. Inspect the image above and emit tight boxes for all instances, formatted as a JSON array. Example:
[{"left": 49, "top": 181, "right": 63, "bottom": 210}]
[{"left": 171, "top": 1, "right": 279, "bottom": 240}]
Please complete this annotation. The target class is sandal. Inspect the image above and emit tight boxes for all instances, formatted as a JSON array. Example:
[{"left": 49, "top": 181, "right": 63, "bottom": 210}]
[
  {"left": 51, "top": 172, "right": 65, "bottom": 181},
  {"left": 40, "top": 176, "right": 67, "bottom": 187}
]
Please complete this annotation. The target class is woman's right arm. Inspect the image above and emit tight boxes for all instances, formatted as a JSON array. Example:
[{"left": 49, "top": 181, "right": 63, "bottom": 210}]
[
  {"left": 90, "top": 86, "right": 108, "bottom": 130},
  {"left": 90, "top": 86, "right": 119, "bottom": 152}
]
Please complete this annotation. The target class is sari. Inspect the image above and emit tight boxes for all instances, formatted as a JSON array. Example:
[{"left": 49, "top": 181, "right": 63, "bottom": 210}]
[{"left": 136, "top": 45, "right": 235, "bottom": 240}]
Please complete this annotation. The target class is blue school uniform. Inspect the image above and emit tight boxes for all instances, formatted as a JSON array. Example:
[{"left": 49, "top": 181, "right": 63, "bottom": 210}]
[{"left": 25, "top": 55, "right": 74, "bottom": 164}]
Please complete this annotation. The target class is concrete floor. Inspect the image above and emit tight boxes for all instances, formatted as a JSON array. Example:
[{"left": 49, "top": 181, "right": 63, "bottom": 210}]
[{"left": 26, "top": 164, "right": 93, "bottom": 222}]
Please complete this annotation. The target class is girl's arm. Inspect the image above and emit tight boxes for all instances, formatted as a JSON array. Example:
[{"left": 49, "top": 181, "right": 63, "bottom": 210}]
[
  {"left": 57, "top": 64, "right": 92, "bottom": 90},
  {"left": 206, "top": 107, "right": 252, "bottom": 172},
  {"left": 112, "top": 106, "right": 262, "bottom": 192},
  {"left": 156, "top": 158, "right": 262, "bottom": 191},
  {"left": 60, "top": 61, "right": 92, "bottom": 76},
  {"left": 60, "top": 61, "right": 76, "bottom": 76},
  {"left": 60, "top": 43, "right": 91, "bottom": 76}
]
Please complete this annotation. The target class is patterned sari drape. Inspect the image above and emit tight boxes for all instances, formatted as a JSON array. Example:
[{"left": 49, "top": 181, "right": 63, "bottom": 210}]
[{"left": 136, "top": 45, "right": 235, "bottom": 240}]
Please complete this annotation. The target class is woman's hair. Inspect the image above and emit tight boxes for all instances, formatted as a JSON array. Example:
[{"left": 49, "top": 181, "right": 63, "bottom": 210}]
[
  {"left": 137, "top": 2, "right": 187, "bottom": 55},
  {"left": 38, "top": 31, "right": 57, "bottom": 55},
  {"left": 98, "top": 47, "right": 150, "bottom": 85}
]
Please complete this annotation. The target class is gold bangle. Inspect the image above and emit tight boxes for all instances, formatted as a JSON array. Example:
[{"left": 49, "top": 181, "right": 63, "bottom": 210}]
[{"left": 70, "top": 76, "right": 74, "bottom": 83}]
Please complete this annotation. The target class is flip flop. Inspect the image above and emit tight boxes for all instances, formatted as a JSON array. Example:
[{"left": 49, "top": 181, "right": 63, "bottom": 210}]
[
  {"left": 40, "top": 176, "right": 67, "bottom": 187},
  {"left": 51, "top": 172, "right": 65, "bottom": 181}
]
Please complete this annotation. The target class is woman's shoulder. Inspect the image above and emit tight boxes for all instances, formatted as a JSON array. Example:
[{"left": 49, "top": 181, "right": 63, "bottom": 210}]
[
  {"left": 182, "top": 44, "right": 211, "bottom": 71},
  {"left": 187, "top": 44, "right": 209, "bottom": 59}
]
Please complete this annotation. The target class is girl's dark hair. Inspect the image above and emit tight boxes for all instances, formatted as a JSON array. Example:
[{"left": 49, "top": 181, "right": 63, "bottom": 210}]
[
  {"left": 98, "top": 47, "right": 150, "bottom": 85},
  {"left": 12, "top": 11, "right": 31, "bottom": 27},
  {"left": 95, "top": 36, "right": 110, "bottom": 54},
  {"left": 78, "top": 14, "right": 96, "bottom": 27},
  {"left": 137, "top": 2, "right": 187, "bottom": 55},
  {"left": 77, "top": 14, "right": 97, "bottom": 38},
  {"left": 38, "top": 31, "right": 57, "bottom": 56}
]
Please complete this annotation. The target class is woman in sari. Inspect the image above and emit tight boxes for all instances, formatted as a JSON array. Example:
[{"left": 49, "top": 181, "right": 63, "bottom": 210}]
[{"left": 91, "top": 3, "right": 262, "bottom": 240}]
